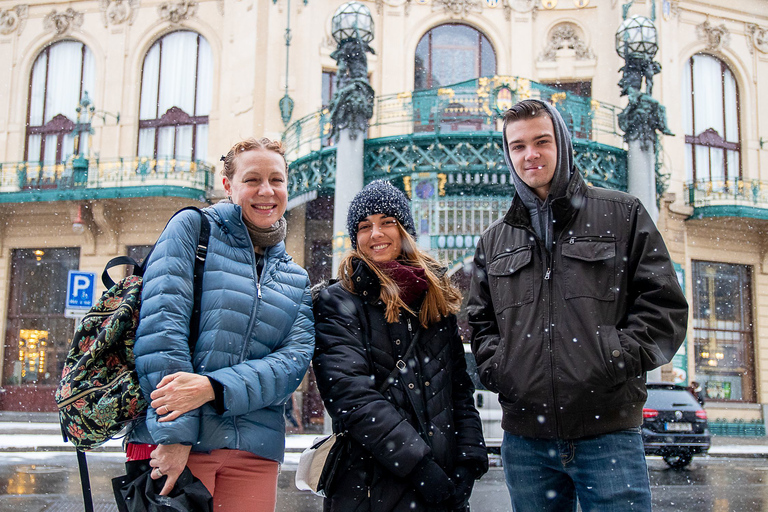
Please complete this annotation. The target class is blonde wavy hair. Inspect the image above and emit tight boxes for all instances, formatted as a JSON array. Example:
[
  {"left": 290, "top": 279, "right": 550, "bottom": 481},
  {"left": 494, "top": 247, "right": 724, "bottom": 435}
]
[{"left": 337, "top": 222, "right": 461, "bottom": 327}]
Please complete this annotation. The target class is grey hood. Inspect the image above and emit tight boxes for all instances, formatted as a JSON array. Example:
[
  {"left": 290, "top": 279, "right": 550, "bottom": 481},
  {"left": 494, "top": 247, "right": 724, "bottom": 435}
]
[{"left": 501, "top": 100, "right": 575, "bottom": 250}]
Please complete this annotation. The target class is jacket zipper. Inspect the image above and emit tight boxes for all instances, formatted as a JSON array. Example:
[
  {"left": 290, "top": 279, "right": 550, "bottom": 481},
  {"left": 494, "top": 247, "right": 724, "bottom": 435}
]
[
  {"left": 544, "top": 243, "right": 561, "bottom": 438},
  {"left": 235, "top": 234, "right": 267, "bottom": 449}
]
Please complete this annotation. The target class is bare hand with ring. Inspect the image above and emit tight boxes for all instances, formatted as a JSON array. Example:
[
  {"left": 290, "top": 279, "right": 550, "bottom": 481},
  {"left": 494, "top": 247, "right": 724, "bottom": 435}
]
[{"left": 150, "top": 372, "right": 215, "bottom": 423}]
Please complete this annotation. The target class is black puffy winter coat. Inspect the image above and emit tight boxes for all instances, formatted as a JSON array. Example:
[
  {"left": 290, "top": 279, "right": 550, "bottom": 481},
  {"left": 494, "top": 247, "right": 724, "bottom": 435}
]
[{"left": 313, "top": 260, "right": 488, "bottom": 512}]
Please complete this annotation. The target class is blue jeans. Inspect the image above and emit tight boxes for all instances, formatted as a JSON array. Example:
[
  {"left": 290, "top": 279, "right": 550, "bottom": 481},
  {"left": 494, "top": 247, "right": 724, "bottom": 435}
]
[{"left": 501, "top": 429, "right": 651, "bottom": 512}]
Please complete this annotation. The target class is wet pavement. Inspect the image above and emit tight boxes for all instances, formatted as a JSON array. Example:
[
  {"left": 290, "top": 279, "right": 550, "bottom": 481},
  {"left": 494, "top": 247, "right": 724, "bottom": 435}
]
[{"left": 0, "top": 452, "right": 766, "bottom": 511}]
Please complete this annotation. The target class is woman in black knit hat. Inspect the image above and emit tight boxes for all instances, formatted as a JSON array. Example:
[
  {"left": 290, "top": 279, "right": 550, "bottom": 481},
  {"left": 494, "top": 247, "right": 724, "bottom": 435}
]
[{"left": 312, "top": 179, "right": 488, "bottom": 511}]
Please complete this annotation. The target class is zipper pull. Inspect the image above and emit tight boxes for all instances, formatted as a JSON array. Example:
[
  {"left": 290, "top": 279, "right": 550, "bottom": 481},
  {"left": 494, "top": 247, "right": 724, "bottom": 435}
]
[
  {"left": 544, "top": 268, "right": 551, "bottom": 280},
  {"left": 569, "top": 237, "right": 575, "bottom": 244},
  {"left": 257, "top": 282, "right": 262, "bottom": 299},
  {"left": 407, "top": 318, "right": 412, "bottom": 332}
]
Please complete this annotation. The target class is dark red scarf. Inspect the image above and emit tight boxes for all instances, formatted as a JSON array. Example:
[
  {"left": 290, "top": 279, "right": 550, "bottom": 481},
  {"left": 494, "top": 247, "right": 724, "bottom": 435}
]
[{"left": 375, "top": 260, "right": 429, "bottom": 307}]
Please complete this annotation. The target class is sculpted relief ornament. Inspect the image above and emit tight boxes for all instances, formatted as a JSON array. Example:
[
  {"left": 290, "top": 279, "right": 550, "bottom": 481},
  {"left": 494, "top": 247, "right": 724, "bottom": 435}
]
[
  {"left": 43, "top": 8, "right": 84, "bottom": 35},
  {"left": 697, "top": 19, "right": 729, "bottom": 52},
  {"left": 0, "top": 5, "right": 28, "bottom": 35},
  {"left": 158, "top": 0, "right": 196, "bottom": 24},
  {"left": 747, "top": 24, "right": 768, "bottom": 54},
  {"left": 539, "top": 24, "right": 594, "bottom": 61},
  {"left": 99, "top": 0, "right": 139, "bottom": 26}
]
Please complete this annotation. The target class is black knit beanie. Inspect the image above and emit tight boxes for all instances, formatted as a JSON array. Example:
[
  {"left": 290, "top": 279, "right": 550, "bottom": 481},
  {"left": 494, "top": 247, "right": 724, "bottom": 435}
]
[{"left": 347, "top": 180, "right": 416, "bottom": 249}]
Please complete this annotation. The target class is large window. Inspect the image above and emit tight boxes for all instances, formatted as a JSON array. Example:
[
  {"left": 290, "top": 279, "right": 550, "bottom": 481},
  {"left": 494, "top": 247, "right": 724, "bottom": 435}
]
[
  {"left": 3, "top": 249, "right": 78, "bottom": 391},
  {"left": 682, "top": 54, "right": 740, "bottom": 183},
  {"left": 414, "top": 24, "right": 496, "bottom": 91},
  {"left": 692, "top": 261, "right": 755, "bottom": 402},
  {"left": 26, "top": 41, "right": 95, "bottom": 165},
  {"left": 138, "top": 31, "right": 212, "bottom": 162}
]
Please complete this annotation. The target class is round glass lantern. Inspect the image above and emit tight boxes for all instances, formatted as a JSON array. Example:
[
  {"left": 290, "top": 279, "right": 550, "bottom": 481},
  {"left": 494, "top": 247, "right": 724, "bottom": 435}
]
[
  {"left": 331, "top": 2, "right": 374, "bottom": 44},
  {"left": 615, "top": 15, "right": 658, "bottom": 60}
]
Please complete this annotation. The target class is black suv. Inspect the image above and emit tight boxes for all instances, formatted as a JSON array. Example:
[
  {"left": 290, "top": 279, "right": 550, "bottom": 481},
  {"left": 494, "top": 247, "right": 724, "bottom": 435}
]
[{"left": 642, "top": 383, "right": 711, "bottom": 468}]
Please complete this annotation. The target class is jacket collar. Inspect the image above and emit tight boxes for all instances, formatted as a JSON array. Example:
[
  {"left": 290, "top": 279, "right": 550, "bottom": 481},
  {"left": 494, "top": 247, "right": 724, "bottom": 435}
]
[
  {"left": 350, "top": 259, "right": 382, "bottom": 303},
  {"left": 504, "top": 171, "right": 587, "bottom": 230},
  {"left": 206, "top": 202, "right": 289, "bottom": 261}
]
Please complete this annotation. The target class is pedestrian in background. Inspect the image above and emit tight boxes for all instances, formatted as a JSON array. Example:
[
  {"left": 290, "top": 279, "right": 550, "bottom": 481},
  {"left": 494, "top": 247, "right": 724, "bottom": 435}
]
[
  {"left": 468, "top": 99, "right": 688, "bottom": 512},
  {"left": 688, "top": 381, "right": 706, "bottom": 406},
  {"left": 313, "top": 180, "right": 488, "bottom": 511},
  {"left": 127, "top": 137, "right": 315, "bottom": 511}
]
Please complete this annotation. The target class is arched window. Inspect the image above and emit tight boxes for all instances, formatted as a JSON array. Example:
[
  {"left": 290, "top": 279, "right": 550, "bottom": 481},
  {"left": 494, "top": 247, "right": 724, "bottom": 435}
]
[
  {"left": 26, "top": 41, "right": 95, "bottom": 165},
  {"left": 138, "top": 31, "right": 212, "bottom": 162},
  {"left": 682, "top": 54, "right": 740, "bottom": 184},
  {"left": 414, "top": 24, "right": 496, "bottom": 90}
]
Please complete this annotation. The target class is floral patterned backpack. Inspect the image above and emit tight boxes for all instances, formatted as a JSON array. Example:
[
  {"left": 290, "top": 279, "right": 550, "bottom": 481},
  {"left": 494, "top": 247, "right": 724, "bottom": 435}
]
[{"left": 55, "top": 207, "right": 210, "bottom": 451}]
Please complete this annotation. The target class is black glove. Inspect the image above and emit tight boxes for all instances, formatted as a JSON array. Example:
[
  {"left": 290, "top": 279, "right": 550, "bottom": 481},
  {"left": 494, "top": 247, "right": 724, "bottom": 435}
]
[
  {"left": 450, "top": 465, "right": 475, "bottom": 511},
  {"left": 408, "top": 457, "right": 456, "bottom": 504}
]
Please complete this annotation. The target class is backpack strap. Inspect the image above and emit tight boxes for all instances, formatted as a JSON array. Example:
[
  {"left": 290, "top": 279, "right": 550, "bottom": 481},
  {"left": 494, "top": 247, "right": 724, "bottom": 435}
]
[{"left": 188, "top": 208, "right": 210, "bottom": 351}]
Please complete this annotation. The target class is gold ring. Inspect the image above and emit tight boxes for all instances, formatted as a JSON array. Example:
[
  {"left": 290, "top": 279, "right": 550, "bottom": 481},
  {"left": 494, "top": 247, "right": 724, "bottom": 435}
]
[{"left": 161, "top": 405, "right": 168, "bottom": 415}]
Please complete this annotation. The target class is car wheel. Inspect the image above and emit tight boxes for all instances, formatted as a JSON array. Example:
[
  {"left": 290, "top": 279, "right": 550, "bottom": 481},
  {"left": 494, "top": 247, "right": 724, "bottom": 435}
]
[{"left": 663, "top": 452, "right": 693, "bottom": 469}]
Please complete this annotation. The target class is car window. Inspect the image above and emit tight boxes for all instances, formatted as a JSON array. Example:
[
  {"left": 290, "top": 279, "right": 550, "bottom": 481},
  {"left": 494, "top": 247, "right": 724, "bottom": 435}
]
[{"left": 645, "top": 388, "right": 699, "bottom": 409}]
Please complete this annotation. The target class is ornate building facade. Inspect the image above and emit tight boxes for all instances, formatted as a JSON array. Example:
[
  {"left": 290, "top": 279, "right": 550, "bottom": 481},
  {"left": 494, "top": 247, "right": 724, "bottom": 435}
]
[{"left": 0, "top": 0, "right": 765, "bottom": 434}]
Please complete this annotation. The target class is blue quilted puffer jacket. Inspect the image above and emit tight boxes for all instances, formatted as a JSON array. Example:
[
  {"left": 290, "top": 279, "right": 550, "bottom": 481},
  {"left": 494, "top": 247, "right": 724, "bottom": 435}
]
[{"left": 128, "top": 202, "right": 315, "bottom": 463}]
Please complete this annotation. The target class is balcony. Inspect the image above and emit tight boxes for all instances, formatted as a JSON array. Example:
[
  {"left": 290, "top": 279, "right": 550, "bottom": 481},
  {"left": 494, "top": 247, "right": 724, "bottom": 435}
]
[
  {"left": 0, "top": 156, "right": 214, "bottom": 203},
  {"left": 285, "top": 75, "right": 627, "bottom": 201},
  {"left": 686, "top": 179, "right": 768, "bottom": 221}
]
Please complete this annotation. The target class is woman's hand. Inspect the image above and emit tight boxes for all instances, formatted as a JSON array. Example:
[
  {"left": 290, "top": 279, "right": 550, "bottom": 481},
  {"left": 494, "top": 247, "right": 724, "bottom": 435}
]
[
  {"left": 150, "top": 372, "right": 215, "bottom": 422},
  {"left": 149, "top": 443, "right": 192, "bottom": 495}
]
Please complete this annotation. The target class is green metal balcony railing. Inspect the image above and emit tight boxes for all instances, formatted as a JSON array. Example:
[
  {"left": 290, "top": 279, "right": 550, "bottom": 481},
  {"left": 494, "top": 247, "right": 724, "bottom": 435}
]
[
  {"left": 283, "top": 75, "right": 624, "bottom": 162},
  {"left": 0, "top": 156, "right": 214, "bottom": 203},
  {"left": 287, "top": 132, "right": 627, "bottom": 201},
  {"left": 685, "top": 179, "right": 768, "bottom": 220}
]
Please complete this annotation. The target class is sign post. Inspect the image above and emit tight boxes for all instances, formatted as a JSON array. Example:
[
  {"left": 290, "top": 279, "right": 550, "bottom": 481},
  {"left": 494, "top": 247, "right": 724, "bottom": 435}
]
[{"left": 65, "top": 271, "right": 97, "bottom": 319}]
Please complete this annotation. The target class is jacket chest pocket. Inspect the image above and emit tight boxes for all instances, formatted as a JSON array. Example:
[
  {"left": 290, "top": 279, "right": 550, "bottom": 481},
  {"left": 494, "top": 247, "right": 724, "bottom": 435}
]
[
  {"left": 561, "top": 237, "right": 616, "bottom": 301},
  {"left": 488, "top": 247, "right": 534, "bottom": 311}
]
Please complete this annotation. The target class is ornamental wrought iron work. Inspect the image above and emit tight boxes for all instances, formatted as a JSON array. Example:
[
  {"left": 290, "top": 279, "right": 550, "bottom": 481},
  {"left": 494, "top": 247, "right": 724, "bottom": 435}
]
[
  {"left": 286, "top": 132, "right": 627, "bottom": 201},
  {"left": 283, "top": 75, "right": 623, "bottom": 162},
  {"left": 685, "top": 178, "right": 768, "bottom": 221}
]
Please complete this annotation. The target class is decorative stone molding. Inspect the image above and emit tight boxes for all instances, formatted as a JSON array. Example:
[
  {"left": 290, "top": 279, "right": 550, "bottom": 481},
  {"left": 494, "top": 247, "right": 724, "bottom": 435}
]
[
  {"left": 432, "top": 0, "right": 482, "bottom": 17},
  {"left": 661, "top": 0, "right": 680, "bottom": 21},
  {"left": 43, "top": 8, "right": 84, "bottom": 35},
  {"left": 697, "top": 19, "right": 729, "bottom": 52},
  {"left": 99, "top": 0, "right": 138, "bottom": 26},
  {"left": 747, "top": 23, "right": 768, "bottom": 54},
  {"left": 539, "top": 24, "right": 594, "bottom": 62},
  {"left": 158, "top": 0, "right": 196, "bottom": 24},
  {"left": 0, "top": 5, "right": 28, "bottom": 36}
]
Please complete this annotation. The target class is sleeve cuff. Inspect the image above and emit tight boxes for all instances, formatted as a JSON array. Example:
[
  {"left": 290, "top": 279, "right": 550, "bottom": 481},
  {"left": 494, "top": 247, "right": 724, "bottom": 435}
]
[{"left": 207, "top": 376, "right": 227, "bottom": 414}]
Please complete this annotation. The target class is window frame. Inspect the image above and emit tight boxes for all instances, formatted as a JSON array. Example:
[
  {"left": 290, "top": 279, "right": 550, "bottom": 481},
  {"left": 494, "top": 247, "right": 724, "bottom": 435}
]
[
  {"left": 684, "top": 54, "right": 742, "bottom": 183},
  {"left": 137, "top": 30, "right": 210, "bottom": 161},
  {"left": 24, "top": 41, "right": 91, "bottom": 165}
]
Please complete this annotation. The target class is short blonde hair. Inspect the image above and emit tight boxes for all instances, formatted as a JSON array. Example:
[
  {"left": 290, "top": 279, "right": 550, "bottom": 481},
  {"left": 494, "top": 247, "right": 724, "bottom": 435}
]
[{"left": 221, "top": 137, "right": 287, "bottom": 180}]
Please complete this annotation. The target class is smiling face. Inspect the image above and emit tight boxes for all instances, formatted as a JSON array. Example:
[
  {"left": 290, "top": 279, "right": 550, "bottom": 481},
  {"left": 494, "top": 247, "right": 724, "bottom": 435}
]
[
  {"left": 356, "top": 214, "right": 403, "bottom": 263},
  {"left": 223, "top": 149, "right": 288, "bottom": 229},
  {"left": 505, "top": 114, "right": 558, "bottom": 200}
]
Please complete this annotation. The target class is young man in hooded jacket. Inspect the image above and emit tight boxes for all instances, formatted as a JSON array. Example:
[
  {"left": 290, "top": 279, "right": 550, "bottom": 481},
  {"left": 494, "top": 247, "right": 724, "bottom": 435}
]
[{"left": 467, "top": 99, "right": 688, "bottom": 511}]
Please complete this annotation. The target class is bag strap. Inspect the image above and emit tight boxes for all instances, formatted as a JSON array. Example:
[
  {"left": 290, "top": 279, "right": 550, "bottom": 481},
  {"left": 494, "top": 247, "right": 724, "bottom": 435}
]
[
  {"left": 377, "top": 329, "right": 421, "bottom": 395},
  {"left": 101, "top": 206, "right": 210, "bottom": 289},
  {"left": 75, "top": 450, "right": 95, "bottom": 512}
]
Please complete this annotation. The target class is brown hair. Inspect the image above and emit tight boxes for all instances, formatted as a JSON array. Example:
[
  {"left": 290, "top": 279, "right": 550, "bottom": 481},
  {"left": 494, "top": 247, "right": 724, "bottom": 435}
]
[
  {"left": 502, "top": 99, "right": 552, "bottom": 127},
  {"left": 337, "top": 222, "right": 462, "bottom": 327},
  {"left": 221, "top": 137, "right": 287, "bottom": 180}
]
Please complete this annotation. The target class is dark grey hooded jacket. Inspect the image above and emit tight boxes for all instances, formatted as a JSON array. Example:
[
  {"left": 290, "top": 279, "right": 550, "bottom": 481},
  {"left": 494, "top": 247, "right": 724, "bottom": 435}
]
[{"left": 467, "top": 100, "right": 688, "bottom": 439}]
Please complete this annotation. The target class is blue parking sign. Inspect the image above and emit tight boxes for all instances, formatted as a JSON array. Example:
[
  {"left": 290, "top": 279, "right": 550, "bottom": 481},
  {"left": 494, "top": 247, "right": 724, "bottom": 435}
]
[{"left": 66, "top": 271, "right": 97, "bottom": 309}]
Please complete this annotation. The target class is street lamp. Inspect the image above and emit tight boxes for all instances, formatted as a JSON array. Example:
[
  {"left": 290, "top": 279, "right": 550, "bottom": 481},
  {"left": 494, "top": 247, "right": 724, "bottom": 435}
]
[
  {"left": 616, "top": 15, "right": 658, "bottom": 61},
  {"left": 331, "top": 1, "right": 373, "bottom": 45},
  {"left": 328, "top": 1, "right": 375, "bottom": 138},
  {"left": 328, "top": 1, "right": 375, "bottom": 277}
]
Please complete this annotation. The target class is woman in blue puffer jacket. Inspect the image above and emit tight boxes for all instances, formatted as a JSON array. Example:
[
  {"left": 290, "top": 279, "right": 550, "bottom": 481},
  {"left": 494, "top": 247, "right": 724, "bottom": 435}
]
[{"left": 127, "top": 137, "right": 315, "bottom": 511}]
